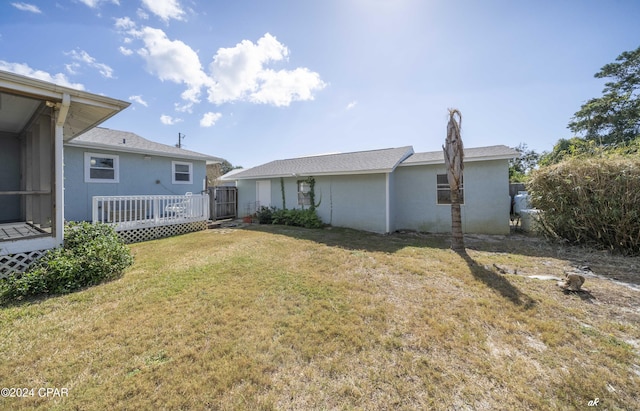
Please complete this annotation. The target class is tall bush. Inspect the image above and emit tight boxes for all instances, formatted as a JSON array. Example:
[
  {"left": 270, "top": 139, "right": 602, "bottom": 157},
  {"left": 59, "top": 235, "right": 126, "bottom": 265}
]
[
  {"left": 1, "top": 222, "right": 133, "bottom": 300},
  {"left": 528, "top": 156, "right": 640, "bottom": 255}
]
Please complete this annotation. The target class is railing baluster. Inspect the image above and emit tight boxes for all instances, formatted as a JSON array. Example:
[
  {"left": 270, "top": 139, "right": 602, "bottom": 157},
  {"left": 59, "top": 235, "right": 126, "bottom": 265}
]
[{"left": 90, "top": 193, "right": 210, "bottom": 231}]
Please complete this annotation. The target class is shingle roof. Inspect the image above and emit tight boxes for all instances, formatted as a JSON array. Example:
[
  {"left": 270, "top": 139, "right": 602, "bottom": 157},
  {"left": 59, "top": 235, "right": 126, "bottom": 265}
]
[
  {"left": 66, "top": 127, "right": 223, "bottom": 163},
  {"left": 401, "top": 145, "right": 518, "bottom": 166},
  {"left": 229, "top": 146, "right": 414, "bottom": 179}
]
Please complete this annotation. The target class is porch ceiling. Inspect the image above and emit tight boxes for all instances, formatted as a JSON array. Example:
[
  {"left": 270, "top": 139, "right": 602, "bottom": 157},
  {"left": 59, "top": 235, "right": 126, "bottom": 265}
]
[
  {"left": 0, "top": 92, "right": 41, "bottom": 133},
  {"left": 0, "top": 70, "right": 129, "bottom": 139}
]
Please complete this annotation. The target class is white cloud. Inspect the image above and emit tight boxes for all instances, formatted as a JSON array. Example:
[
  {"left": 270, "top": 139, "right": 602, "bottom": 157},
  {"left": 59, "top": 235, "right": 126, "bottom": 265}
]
[
  {"left": 11, "top": 3, "right": 42, "bottom": 13},
  {"left": 140, "top": 0, "right": 185, "bottom": 22},
  {"left": 200, "top": 112, "right": 222, "bottom": 127},
  {"left": 116, "top": 23, "right": 325, "bottom": 108},
  {"left": 207, "top": 33, "right": 326, "bottom": 106},
  {"left": 136, "top": 8, "right": 150, "bottom": 20},
  {"left": 132, "top": 27, "right": 210, "bottom": 103},
  {"left": 129, "top": 95, "right": 148, "bottom": 107},
  {"left": 160, "top": 114, "right": 182, "bottom": 125},
  {"left": 77, "top": 0, "right": 120, "bottom": 8},
  {"left": 250, "top": 68, "right": 325, "bottom": 106},
  {"left": 174, "top": 102, "right": 194, "bottom": 113},
  {"left": 346, "top": 101, "right": 357, "bottom": 110},
  {"left": 65, "top": 62, "right": 81, "bottom": 75},
  {"left": 114, "top": 16, "right": 136, "bottom": 30},
  {"left": 0, "top": 60, "right": 85, "bottom": 89},
  {"left": 66, "top": 49, "right": 114, "bottom": 78},
  {"left": 119, "top": 46, "right": 133, "bottom": 56}
]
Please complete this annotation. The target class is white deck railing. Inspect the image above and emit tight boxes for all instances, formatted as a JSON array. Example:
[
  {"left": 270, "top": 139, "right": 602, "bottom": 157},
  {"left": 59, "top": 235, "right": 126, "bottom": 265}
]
[{"left": 92, "top": 193, "right": 209, "bottom": 231}]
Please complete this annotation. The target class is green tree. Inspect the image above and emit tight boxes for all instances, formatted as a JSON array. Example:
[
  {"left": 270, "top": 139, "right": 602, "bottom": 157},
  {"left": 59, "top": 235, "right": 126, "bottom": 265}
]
[
  {"left": 568, "top": 45, "right": 640, "bottom": 145},
  {"left": 509, "top": 143, "right": 540, "bottom": 182},
  {"left": 538, "top": 137, "right": 598, "bottom": 166},
  {"left": 220, "top": 159, "right": 242, "bottom": 175}
]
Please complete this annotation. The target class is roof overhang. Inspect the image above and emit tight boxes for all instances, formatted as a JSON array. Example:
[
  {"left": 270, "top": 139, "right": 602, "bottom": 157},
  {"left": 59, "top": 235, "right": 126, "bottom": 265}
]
[
  {"left": 228, "top": 168, "right": 398, "bottom": 180},
  {"left": 0, "top": 70, "right": 130, "bottom": 140},
  {"left": 65, "top": 140, "right": 221, "bottom": 163}
]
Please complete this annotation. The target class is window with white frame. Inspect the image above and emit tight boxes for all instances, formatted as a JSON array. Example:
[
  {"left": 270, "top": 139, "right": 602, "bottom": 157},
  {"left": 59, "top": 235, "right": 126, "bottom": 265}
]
[
  {"left": 172, "top": 161, "right": 193, "bottom": 184},
  {"left": 297, "top": 180, "right": 311, "bottom": 206},
  {"left": 84, "top": 152, "right": 119, "bottom": 183},
  {"left": 436, "top": 174, "right": 464, "bottom": 204}
]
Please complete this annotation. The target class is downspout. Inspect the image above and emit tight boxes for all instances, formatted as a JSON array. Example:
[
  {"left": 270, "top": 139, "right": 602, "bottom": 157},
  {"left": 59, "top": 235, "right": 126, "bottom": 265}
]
[
  {"left": 385, "top": 173, "right": 390, "bottom": 233},
  {"left": 53, "top": 93, "right": 70, "bottom": 246}
]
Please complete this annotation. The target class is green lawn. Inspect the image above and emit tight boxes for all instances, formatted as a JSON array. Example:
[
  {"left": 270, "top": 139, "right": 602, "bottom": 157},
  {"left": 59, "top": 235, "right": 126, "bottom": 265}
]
[{"left": 1, "top": 225, "right": 639, "bottom": 410}]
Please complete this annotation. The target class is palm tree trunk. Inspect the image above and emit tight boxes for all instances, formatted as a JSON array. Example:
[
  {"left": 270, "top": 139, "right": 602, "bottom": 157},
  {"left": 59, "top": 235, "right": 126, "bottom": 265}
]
[
  {"left": 444, "top": 109, "right": 465, "bottom": 251},
  {"left": 450, "top": 189, "right": 464, "bottom": 251}
]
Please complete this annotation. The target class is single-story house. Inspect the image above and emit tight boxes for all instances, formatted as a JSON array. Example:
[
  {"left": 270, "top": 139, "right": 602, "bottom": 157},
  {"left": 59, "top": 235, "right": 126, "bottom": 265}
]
[
  {"left": 223, "top": 145, "right": 518, "bottom": 235},
  {"left": 0, "top": 70, "right": 129, "bottom": 273},
  {"left": 64, "top": 127, "right": 224, "bottom": 222}
]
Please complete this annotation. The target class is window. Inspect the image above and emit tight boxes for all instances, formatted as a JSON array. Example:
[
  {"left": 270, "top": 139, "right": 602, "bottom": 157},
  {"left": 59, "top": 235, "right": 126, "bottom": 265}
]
[
  {"left": 437, "top": 174, "right": 464, "bottom": 204},
  {"left": 85, "top": 152, "right": 119, "bottom": 183},
  {"left": 172, "top": 161, "right": 193, "bottom": 184},
  {"left": 297, "top": 180, "right": 311, "bottom": 206}
]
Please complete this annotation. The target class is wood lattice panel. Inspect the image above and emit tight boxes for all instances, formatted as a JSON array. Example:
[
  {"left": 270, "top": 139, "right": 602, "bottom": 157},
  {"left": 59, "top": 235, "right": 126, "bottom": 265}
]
[
  {"left": 0, "top": 250, "right": 47, "bottom": 277},
  {"left": 117, "top": 221, "right": 207, "bottom": 244}
]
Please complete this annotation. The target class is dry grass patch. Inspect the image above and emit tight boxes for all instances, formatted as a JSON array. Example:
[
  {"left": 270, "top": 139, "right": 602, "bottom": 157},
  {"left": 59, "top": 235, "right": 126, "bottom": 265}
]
[{"left": 1, "top": 226, "right": 638, "bottom": 410}]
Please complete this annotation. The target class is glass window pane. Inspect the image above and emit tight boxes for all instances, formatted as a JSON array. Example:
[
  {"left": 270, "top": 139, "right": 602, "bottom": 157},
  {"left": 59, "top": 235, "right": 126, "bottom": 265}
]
[
  {"left": 175, "top": 164, "right": 190, "bottom": 173},
  {"left": 90, "top": 168, "right": 115, "bottom": 179},
  {"left": 91, "top": 157, "right": 114, "bottom": 169}
]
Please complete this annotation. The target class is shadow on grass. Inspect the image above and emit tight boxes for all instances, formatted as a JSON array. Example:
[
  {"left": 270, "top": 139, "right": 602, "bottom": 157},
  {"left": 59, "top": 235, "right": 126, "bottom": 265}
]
[
  {"left": 0, "top": 292, "right": 55, "bottom": 309},
  {"left": 242, "top": 224, "right": 450, "bottom": 254},
  {"left": 239, "top": 224, "right": 640, "bottom": 288},
  {"left": 455, "top": 249, "right": 536, "bottom": 309}
]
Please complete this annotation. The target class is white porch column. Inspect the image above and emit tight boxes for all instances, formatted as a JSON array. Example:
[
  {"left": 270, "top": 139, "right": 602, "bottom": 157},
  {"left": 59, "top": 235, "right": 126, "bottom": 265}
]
[{"left": 54, "top": 93, "right": 70, "bottom": 247}]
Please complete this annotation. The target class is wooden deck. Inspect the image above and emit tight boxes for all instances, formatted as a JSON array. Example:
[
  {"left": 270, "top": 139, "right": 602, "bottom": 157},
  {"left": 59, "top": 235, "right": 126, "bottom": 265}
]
[{"left": 0, "top": 222, "right": 50, "bottom": 241}]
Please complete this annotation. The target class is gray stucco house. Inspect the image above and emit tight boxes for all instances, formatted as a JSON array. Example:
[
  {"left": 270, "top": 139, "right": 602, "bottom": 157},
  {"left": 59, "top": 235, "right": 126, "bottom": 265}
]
[
  {"left": 63, "top": 127, "right": 223, "bottom": 222},
  {"left": 224, "top": 145, "right": 518, "bottom": 235}
]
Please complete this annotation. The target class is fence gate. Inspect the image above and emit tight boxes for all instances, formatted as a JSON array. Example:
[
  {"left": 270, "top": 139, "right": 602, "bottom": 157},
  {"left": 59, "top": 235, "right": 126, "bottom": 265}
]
[{"left": 209, "top": 186, "right": 237, "bottom": 220}]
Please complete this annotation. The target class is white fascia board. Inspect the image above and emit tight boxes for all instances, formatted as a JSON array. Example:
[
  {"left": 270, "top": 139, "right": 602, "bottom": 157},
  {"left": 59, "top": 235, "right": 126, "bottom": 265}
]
[
  {"left": 399, "top": 154, "right": 516, "bottom": 167},
  {"left": 0, "top": 71, "right": 129, "bottom": 110}
]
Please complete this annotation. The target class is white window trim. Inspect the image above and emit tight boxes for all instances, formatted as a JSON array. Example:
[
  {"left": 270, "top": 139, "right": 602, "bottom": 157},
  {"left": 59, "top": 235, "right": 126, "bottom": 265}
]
[
  {"left": 172, "top": 161, "right": 193, "bottom": 184},
  {"left": 84, "top": 152, "right": 119, "bottom": 183}
]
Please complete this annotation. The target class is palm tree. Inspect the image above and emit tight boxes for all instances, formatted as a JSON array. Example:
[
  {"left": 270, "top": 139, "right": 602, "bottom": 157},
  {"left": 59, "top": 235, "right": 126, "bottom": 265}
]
[{"left": 443, "top": 109, "right": 465, "bottom": 251}]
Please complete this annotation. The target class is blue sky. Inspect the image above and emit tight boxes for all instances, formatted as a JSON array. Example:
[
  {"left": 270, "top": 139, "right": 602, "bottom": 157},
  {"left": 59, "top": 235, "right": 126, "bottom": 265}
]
[{"left": 1, "top": 1, "right": 639, "bottom": 167}]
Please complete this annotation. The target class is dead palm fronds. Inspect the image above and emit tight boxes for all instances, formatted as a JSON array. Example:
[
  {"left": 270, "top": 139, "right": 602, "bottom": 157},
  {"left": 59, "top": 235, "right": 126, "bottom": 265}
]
[{"left": 444, "top": 108, "right": 465, "bottom": 251}]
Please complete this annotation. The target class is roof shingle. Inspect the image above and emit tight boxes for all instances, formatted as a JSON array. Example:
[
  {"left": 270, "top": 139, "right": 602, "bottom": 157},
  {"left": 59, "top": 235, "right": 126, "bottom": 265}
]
[
  {"left": 66, "top": 127, "right": 223, "bottom": 163},
  {"left": 227, "top": 144, "right": 518, "bottom": 180},
  {"left": 230, "top": 146, "right": 414, "bottom": 179}
]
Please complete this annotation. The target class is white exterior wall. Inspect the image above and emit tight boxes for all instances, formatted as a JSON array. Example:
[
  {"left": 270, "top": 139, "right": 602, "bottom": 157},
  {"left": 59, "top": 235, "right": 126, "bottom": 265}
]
[{"left": 394, "top": 159, "right": 511, "bottom": 234}]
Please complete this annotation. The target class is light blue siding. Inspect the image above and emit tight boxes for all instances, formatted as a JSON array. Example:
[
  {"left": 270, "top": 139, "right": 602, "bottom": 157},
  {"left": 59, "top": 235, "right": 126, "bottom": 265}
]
[
  {"left": 64, "top": 146, "right": 207, "bottom": 221},
  {"left": 238, "top": 174, "right": 389, "bottom": 233},
  {"left": 234, "top": 159, "right": 511, "bottom": 234},
  {"left": 394, "top": 160, "right": 510, "bottom": 234}
]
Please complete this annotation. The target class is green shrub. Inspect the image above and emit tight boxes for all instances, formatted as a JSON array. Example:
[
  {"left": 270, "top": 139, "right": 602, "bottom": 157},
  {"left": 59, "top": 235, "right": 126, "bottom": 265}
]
[
  {"left": 1, "top": 222, "right": 133, "bottom": 300},
  {"left": 528, "top": 156, "right": 640, "bottom": 255},
  {"left": 271, "top": 208, "right": 324, "bottom": 229},
  {"left": 255, "top": 206, "right": 276, "bottom": 224}
]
